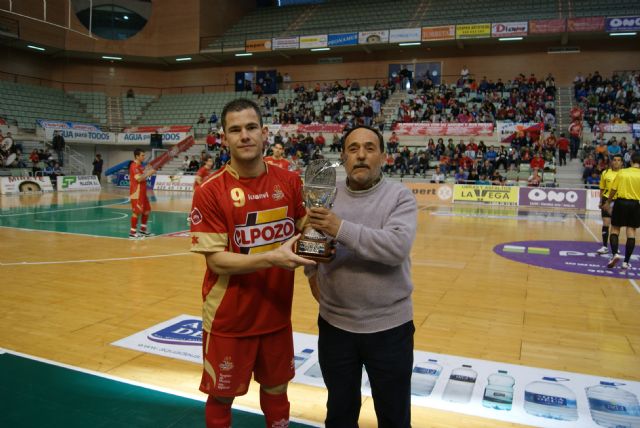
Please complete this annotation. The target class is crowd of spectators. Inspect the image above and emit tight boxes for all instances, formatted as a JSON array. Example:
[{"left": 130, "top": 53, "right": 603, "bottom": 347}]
[
  {"left": 394, "top": 72, "right": 557, "bottom": 130},
  {"left": 379, "top": 134, "right": 557, "bottom": 187},
  {"left": 257, "top": 79, "right": 391, "bottom": 130},
  {"left": 574, "top": 71, "right": 640, "bottom": 127},
  {"left": 581, "top": 134, "right": 640, "bottom": 188}
]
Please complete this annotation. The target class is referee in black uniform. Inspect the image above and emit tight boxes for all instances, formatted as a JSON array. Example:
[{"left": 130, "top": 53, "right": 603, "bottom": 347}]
[{"left": 606, "top": 152, "right": 640, "bottom": 269}]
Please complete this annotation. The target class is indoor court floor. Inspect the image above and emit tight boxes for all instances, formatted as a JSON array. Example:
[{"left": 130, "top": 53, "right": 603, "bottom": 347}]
[{"left": 1, "top": 185, "right": 639, "bottom": 428}]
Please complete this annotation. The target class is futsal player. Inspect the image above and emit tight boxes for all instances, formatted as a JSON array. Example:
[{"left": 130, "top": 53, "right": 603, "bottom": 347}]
[{"left": 129, "top": 148, "right": 156, "bottom": 239}]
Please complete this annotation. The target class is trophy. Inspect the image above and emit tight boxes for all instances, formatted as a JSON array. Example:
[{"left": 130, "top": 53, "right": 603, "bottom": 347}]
[{"left": 295, "top": 159, "right": 339, "bottom": 262}]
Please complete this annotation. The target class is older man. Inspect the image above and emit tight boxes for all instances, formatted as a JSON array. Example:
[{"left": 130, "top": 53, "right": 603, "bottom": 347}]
[{"left": 305, "top": 125, "right": 418, "bottom": 427}]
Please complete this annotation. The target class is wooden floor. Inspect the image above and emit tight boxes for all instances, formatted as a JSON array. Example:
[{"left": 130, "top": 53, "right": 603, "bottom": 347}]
[{"left": 1, "top": 185, "right": 639, "bottom": 428}]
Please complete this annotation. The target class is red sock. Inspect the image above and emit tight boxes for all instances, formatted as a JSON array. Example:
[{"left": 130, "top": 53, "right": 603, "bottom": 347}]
[
  {"left": 141, "top": 214, "right": 149, "bottom": 231},
  {"left": 130, "top": 216, "right": 138, "bottom": 232},
  {"left": 205, "top": 396, "right": 232, "bottom": 428},
  {"left": 260, "top": 389, "right": 290, "bottom": 428}
]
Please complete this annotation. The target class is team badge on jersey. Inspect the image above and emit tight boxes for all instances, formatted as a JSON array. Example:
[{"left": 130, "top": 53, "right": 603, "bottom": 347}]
[
  {"left": 272, "top": 185, "right": 284, "bottom": 201},
  {"left": 233, "top": 206, "right": 295, "bottom": 254},
  {"left": 190, "top": 207, "right": 203, "bottom": 225},
  {"left": 219, "top": 356, "right": 234, "bottom": 371}
]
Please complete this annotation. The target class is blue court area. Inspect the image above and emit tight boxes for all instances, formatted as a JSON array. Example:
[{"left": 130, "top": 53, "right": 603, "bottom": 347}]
[
  {"left": 0, "top": 197, "right": 188, "bottom": 238},
  {"left": 0, "top": 351, "right": 315, "bottom": 428}
]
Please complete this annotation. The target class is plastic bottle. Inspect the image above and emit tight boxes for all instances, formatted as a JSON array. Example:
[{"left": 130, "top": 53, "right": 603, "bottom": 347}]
[
  {"left": 293, "top": 348, "right": 313, "bottom": 369},
  {"left": 524, "top": 377, "right": 578, "bottom": 421},
  {"left": 411, "top": 359, "right": 442, "bottom": 397},
  {"left": 482, "top": 370, "right": 515, "bottom": 411},
  {"left": 442, "top": 364, "right": 477, "bottom": 403},
  {"left": 586, "top": 381, "right": 640, "bottom": 428}
]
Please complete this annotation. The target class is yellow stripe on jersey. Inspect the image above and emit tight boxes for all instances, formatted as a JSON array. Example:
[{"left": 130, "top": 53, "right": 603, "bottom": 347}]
[
  {"left": 190, "top": 232, "right": 228, "bottom": 253},
  {"left": 203, "top": 274, "right": 229, "bottom": 333},
  {"left": 611, "top": 167, "right": 640, "bottom": 200},
  {"left": 203, "top": 358, "right": 217, "bottom": 388},
  {"left": 600, "top": 169, "right": 619, "bottom": 198},
  {"left": 256, "top": 206, "right": 289, "bottom": 223}
]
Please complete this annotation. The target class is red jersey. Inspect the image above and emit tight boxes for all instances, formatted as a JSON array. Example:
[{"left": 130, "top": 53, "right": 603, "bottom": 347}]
[
  {"left": 190, "top": 164, "right": 306, "bottom": 336},
  {"left": 263, "top": 156, "right": 290, "bottom": 170},
  {"left": 194, "top": 166, "right": 213, "bottom": 189},
  {"left": 129, "top": 161, "right": 147, "bottom": 199},
  {"left": 530, "top": 157, "right": 545, "bottom": 170},
  {"left": 558, "top": 137, "right": 570, "bottom": 151}
]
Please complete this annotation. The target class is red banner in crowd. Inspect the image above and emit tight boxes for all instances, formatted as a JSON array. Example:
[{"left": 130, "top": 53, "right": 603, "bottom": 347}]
[
  {"left": 148, "top": 136, "right": 195, "bottom": 170},
  {"left": 267, "top": 123, "right": 345, "bottom": 134},
  {"left": 392, "top": 123, "right": 494, "bottom": 137},
  {"left": 499, "top": 122, "right": 544, "bottom": 144},
  {"left": 529, "top": 19, "right": 567, "bottom": 34},
  {"left": 0, "top": 118, "right": 7, "bottom": 126},
  {"left": 124, "top": 125, "right": 193, "bottom": 133},
  {"left": 568, "top": 17, "right": 605, "bottom": 32}
]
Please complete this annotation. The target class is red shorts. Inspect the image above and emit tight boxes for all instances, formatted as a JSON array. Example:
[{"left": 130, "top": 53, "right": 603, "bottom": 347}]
[
  {"left": 200, "top": 325, "right": 294, "bottom": 397},
  {"left": 130, "top": 197, "right": 150, "bottom": 215}
]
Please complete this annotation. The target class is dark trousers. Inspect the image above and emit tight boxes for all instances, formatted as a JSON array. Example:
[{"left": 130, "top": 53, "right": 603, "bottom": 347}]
[{"left": 318, "top": 316, "right": 414, "bottom": 428}]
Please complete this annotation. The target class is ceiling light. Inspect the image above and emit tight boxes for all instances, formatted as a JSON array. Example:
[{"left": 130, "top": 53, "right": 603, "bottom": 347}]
[
  {"left": 175, "top": 57, "right": 192, "bottom": 62},
  {"left": 398, "top": 42, "right": 421, "bottom": 46},
  {"left": 499, "top": 37, "right": 523, "bottom": 41},
  {"left": 609, "top": 32, "right": 637, "bottom": 37},
  {"left": 102, "top": 55, "right": 122, "bottom": 60},
  {"left": 27, "top": 45, "right": 45, "bottom": 51},
  {"left": 235, "top": 53, "right": 253, "bottom": 57},
  {"left": 310, "top": 47, "right": 330, "bottom": 51}
]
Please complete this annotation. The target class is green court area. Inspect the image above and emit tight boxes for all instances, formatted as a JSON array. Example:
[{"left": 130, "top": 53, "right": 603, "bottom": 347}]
[
  {"left": 0, "top": 352, "right": 316, "bottom": 428},
  {"left": 0, "top": 198, "right": 188, "bottom": 238}
]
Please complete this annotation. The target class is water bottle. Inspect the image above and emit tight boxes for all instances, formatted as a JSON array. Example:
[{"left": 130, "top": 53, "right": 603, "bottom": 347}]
[
  {"left": 482, "top": 370, "right": 515, "bottom": 411},
  {"left": 586, "top": 381, "right": 640, "bottom": 428},
  {"left": 303, "top": 361, "right": 323, "bottom": 379},
  {"left": 293, "top": 348, "right": 313, "bottom": 369},
  {"left": 411, "top": 359, "right": 442, "bottom": 397},
  {"left": 524, "top": 377, "right": 578, "bottom": 421},
  {"left": 442, "top": 364, "right": 477, "bottom": 403}
]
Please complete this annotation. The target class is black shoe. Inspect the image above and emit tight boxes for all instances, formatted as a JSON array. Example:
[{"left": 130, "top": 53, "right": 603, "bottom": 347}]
[{"left": 138, "top": 230, "right": 155, "bottom": 238}]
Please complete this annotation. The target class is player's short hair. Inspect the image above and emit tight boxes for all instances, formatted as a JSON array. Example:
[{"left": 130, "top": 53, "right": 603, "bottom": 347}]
[
  {"left": 203, "top": 154, "right": 212, "bottom": 161},
  {"left": 133, "top": 148, "right": 143, "bottom": 157},
  {"left": 341, "top": 125, "right": 385, "bottom": 152},
  {"left": 632, "top": 152, "right": 640, "bottom": 165},
  {"left": 221, "top": 98, "right": 262, "bottom": 132},
  {"left": 612, "top": 154, "right": 623, "bottom": 161}
]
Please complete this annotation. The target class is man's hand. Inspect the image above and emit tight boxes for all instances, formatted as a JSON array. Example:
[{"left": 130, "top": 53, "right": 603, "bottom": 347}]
[
  {"left": 269, "top": 234, "right": 316, "bottom": 270},
  {"left": 308, "top": 207, "right": 342, "bottom": 238}
]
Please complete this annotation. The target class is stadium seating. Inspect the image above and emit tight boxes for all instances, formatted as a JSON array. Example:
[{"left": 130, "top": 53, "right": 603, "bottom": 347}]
[
  {"left": 68, "top": 91, "right": 108, "bottom": 126},
  {"left": 0, "top": 81, "right": 94, "bottom": 130}
]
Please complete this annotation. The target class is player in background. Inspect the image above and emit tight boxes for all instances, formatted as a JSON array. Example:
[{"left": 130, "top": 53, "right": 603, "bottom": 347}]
[
  {"left": 263, "top": 142, "right": 290, "bottom": 170},
  {"left": 190, "top": 98, "right": 314, "bottom": 428},
  {"left": 129, "top": 148, "right": 156, "bottom": 239},
  {"left": 597, "top": 154, "right": 623, "bottom": 254},
  {"left": 194, "top": 155, "right": 214, "bottom": 189}
]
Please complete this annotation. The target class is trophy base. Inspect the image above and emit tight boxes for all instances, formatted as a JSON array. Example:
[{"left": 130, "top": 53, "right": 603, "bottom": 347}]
[{"left": 295, "top": 238, "right": 334, "bottom": 263}]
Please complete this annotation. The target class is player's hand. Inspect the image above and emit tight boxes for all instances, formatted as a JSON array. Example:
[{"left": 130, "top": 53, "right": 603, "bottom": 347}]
[
  {"left": 270, "top": 234, "right": 316, "bottom": 270},
  {"left": 308, "top": 207, "right": 342, "bottom": 238}
]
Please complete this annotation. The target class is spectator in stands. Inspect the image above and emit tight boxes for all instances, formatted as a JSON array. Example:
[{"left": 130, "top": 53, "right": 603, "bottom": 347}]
[
  {"left": 460, "top": 65, "right": 470, "bottom": 82},
  {"left": 197, "top": 113, "right": 206, "bottom": 124},
  {"left": 568, "top": 119, "right": 583, "bottom": 160},
  {"left": 430, "top": 165, "right": 445, "bottom": 183},
  {"left": 314, "top": 133, "right": 325, "bottom": 152},
  {"left": 188, "top": 156, "right": 199, "bottom": 172},
  {"left": 92, "top": 154, "right": 103, "bottom": 182},
  {"left": 387, "top": 132, "right": 399, "bottom": 154},
  {"left": 51, "top": 130, "right": 65, "bottom": 167},
  {"left": 530, "top": 152, "right": 545, "bottom": 171},
  {"left": 454, "top": 167, "right": 468, "bottom": 183},
  {"left": 127, "top": 88, "right": 135, "bottom": 98},
  {"left": 586, "top": 170, "right": 600, "bottom": 189},
  {"left": 283, "top": 72, "right": 291, "bottom": 89},
  {"left": 330, "top": 133, "right": 341, "bottom": 153},
  {"left": 528, "top": 168, "right": 542, "bottom": 187},
  {"left": 29, "top": 149, "right": 40, "bottom": 174},
  {"left": 209, "top": 112, "right": 218, "bottom": 126},
  {"left": 608, "top": 139, "right": 622, "bottom": 157},
  {"left": 45, "top": 161, "right": 64, "bottom": 185},
  {"left": 557, "top": 133, "right": 570, "bottom": 166},
  {"left": 206, "top": 130, "right": 218, "bottom": 152},
  {"left": 182, "top": 155, "right": 190, "bottom": 172},
  {"left": 194, "top": 155, "right": 214, "bottom": 188}
]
